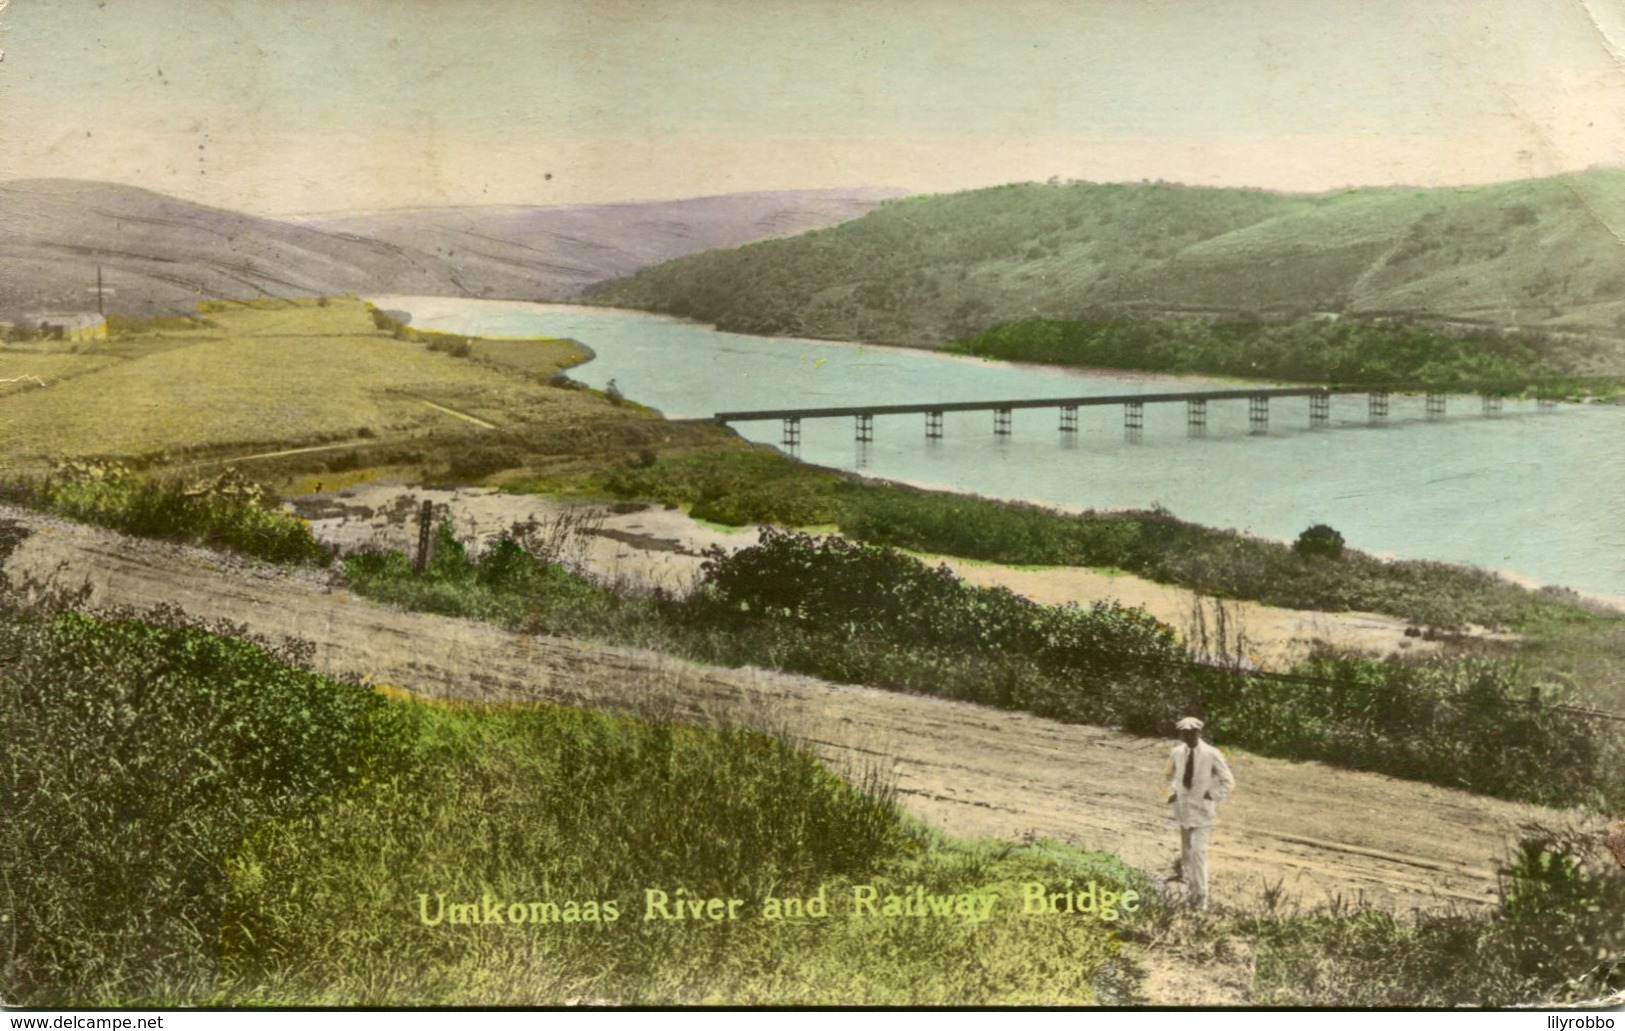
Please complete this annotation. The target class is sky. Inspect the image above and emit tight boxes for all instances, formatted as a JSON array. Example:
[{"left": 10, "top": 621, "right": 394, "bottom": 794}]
[{"left": 2, "top": 0, "right": 1624, "bottom": 214}]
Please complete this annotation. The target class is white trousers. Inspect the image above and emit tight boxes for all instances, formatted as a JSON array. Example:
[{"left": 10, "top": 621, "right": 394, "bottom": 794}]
[{"left": 1180, "top": 825, "right": 1212, "bottom": 907}]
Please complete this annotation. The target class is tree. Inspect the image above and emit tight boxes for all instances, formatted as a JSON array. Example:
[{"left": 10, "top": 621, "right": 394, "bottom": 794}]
[{"left": 1294, "top": 524, "right": 1345, "bottom": 560}]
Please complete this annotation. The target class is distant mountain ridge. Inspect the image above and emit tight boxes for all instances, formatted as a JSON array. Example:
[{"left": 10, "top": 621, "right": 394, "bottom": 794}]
[
  {"left": 584, "top": 172, "right": 1625, "bottom": 368},
  {"left": 304, "top": 189, "right": 900, "bottom": 301},
  {"left": 0, "top": 179, "right": 898, "bottom": 316}
]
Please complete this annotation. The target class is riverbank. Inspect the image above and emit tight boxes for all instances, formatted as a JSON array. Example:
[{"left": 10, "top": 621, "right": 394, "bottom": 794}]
[
  {"left": 381, "top": 296, "right": 1625, "bottom": 602},
  {"left": 289, "top": 479, "right": 1481, "bottom": 670}
]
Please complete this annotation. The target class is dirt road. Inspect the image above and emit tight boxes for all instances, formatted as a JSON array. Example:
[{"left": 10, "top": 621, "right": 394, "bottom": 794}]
[{"left": 1, "top": 504, "right": 1579, "bottom": 920}]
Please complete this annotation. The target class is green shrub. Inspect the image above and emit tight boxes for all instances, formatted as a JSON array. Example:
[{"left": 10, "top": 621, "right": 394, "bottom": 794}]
[
  {"left": 1293, "top": 524, "right": 1345, "bottom": 560},
  {"left": 1197, "top": 657, "right": 1625, "bottom": 811},
  {"left": 38, "top": 472, "right": 326, "bottom": 566},
  {"left": 342, "top": 522, "right": 613, "bottom": 629},
  {"left": 0, "top": 607, "right": 409, "bottom": 1004},
  {"left": 1247, "top": 830, "right": 1625, "bottom": 1006},
  {"left": 524, "top": 449, "right": 843, "bottom": 527},
  {"left": 341, "top": 521, "right": 1621, "bottom": 810},
  {"left": 445, "top": 441, "right": 525, "bottom": 481},
  {"left": 837, "top": 482, "right": 1561, "bottom": 629},
  {"left": 692, "top": 528, "right": 1190, "bottom": 730}
]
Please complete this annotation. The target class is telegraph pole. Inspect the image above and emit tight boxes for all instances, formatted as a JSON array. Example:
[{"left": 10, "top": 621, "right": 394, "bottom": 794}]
[{"left": 87, "top": 265, "right": 115, "bottom": 315}]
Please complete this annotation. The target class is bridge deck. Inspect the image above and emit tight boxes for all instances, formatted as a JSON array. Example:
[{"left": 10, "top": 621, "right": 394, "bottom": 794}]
[{"left": 715, "top": 386, "right": 1333, "bottom": 423}]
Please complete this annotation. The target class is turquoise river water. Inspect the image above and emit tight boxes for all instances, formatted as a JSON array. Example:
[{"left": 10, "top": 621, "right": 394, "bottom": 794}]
[{"left": 378, "top": 296, "right": 1625, "bottom": 602}]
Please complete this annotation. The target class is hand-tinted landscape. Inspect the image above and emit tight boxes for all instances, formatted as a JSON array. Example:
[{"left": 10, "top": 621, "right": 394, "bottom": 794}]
[{"left": 3, "top": 0, "right": 1623, "bottom": 1012}]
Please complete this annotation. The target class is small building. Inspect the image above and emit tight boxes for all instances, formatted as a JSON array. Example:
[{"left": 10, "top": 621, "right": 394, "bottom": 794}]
[{"left": 27, "top": 312, "right": 108, "bottom": 342}]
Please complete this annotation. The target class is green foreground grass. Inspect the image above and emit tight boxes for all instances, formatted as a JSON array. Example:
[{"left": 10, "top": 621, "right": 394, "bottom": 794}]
[
  {"left": 3, "top": 554, "right": 1618, "bottom": 1006},
  {"left": 0, "top": 599, "right": 1153, "bottom": 1006}
]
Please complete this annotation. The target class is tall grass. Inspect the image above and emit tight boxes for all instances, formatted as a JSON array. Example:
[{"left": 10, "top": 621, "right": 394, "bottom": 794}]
[
  {"left": 15, "top": 465, "right": 327, "bottom": 566},
  {"left": 0, "top": 599, "right": 1153, "bottom": 1005},
  {"left": 222, "top": 701, "right": 1157, "bottom": 1005},
  {"left": 1232, "top": 829, "right": 1625, "bottom": 1006},
  {"left": 0, "top": 605, "right": 408, "bottom": 1005}
]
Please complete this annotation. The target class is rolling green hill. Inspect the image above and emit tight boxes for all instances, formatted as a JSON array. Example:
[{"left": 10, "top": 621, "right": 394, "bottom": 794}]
[{"left": 586, "top": 172, "right": 1625, "bottom": 372}]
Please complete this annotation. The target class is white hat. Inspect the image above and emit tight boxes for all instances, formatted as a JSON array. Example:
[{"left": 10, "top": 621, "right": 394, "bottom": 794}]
[{"left": 1175, "top": 716, "right": 1204, "bottom": 731}]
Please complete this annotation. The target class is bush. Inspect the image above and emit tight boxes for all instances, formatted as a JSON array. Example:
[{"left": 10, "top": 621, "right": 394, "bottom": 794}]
[
  {"left": 446, "top": 442, "right": 525, "bottom": 481},
  {"left": 836, "top": 482, "right": 1558, "bottom": 629},
  {"left": 342, "top": 521, "right": 612, "bottom": 629},
  {"left": 1248, "top": 830, "right": 1625, "bottom": 1006},
  {"left": 0, "top": 607, "right": 409, "bottom": 1004},
  {"left": 341, "top": 518, "right": 1621, "bottom": 810},
  {"left": 1293, "top": 524, "right": 1345, "bottom": 560},
  {"left": 586, "top": 450, "right": 842, "bottom": 527},
  {"left": 37, "top": 467, "right": 326, "bottom": 566},
  {"left": 693, "top": 528, "right": 1190, "bottom": 728},
  {"left": 1197, "top": 656, "right": 1625, "bottom": 811},
  {"left": 427, "top": 337, "right": 472, "bottom": 358}
]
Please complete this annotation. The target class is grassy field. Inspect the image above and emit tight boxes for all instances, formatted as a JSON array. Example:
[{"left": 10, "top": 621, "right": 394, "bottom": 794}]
[{"left": 0, "top": 297, "right": 731, "bottom": 482}]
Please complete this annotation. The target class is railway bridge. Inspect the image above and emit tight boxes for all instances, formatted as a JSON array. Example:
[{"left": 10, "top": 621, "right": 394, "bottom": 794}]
[{"left": 715, "top": 387, "right": 1544, "bottom": 449}]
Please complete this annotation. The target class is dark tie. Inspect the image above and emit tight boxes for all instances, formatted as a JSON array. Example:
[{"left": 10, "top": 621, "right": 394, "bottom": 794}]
[{"left": 1183, "top": 744, "right": 1195, "bottom": 789}]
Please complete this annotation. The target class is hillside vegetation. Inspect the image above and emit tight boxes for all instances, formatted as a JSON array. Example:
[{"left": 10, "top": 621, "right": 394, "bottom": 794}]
[
  {"left": 950, "top": 317, "right": 1604, "bottom": 391},
  {"left": 587, "top": 172, "right": 1625, "bottom": 370}
]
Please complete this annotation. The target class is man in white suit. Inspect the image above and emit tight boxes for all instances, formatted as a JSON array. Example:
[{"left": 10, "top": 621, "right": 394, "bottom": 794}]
[{"left": 1165, "top": 715, "right": 1236, "bottom": 910}]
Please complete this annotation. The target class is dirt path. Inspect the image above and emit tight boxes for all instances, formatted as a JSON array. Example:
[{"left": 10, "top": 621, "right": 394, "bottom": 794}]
[{"left": 2, "top": 504, "right": 1581, "bottom": 933}]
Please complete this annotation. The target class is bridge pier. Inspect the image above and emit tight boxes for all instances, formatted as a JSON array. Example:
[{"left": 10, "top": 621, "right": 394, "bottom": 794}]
[
  {"left": 1124, "top": 401, "right": 1143, "bottom": 440},
  {"left": 1482, "top": 394, "right": 1502, "bottom": 415},
  {"left": 1249, "top": 395, "right": 1269, "bottom": 435},
  {"left": 718, "top": 385, "right": 1462, "bottom": 449},
  {"left": 1186, "top": 399, "right": 1206, "bottom": 436}
]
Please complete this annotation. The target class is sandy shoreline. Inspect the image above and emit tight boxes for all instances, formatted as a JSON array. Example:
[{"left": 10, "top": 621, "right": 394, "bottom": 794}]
[{"left": 293, "top": 481, "right": 1499, "bottom": 669}]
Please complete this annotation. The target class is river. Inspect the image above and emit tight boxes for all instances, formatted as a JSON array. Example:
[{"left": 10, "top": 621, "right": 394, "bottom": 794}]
[{"left": 376, "top": 296, "right": 1625, "bottom": 602}]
